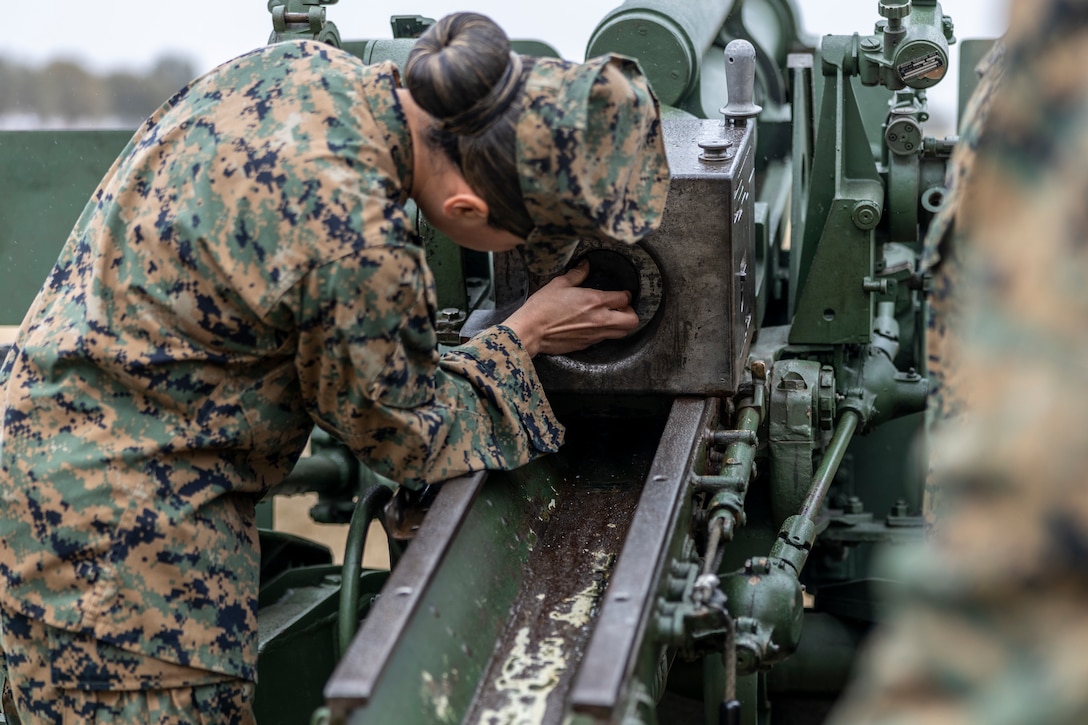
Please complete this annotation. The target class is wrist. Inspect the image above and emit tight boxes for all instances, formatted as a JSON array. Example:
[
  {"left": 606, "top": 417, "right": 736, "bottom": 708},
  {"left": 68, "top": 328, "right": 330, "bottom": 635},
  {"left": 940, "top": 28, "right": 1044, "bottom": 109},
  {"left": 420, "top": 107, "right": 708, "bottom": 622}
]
[{"left": 502, "top": 309, "right": 542, "bottom": 357}]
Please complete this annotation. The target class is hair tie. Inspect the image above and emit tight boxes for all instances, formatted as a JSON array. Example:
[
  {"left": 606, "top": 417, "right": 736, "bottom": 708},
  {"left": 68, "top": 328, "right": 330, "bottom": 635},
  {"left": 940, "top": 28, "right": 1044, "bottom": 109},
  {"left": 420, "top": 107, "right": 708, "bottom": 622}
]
[{"left": 440, "top": 52, "right": 523, "bottom": 136}]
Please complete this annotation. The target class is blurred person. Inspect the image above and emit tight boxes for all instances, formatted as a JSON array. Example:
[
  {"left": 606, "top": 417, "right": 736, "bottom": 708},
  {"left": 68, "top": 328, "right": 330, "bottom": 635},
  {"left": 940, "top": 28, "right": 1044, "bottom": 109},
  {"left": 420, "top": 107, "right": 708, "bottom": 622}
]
[
  {"left": 830, "top": 0, "right": 1088, "bottom": 722},
  {"left": 0, "top": 13, "right": 668, "bottom": 723}
]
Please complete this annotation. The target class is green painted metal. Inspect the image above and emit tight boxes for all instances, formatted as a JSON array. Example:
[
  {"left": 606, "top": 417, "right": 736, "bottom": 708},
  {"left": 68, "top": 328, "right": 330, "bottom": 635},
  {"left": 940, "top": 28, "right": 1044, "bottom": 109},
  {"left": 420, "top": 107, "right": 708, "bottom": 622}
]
[
  {"left": 337, "top": 485, "right": 394, "bottom": 659},
  {"left": 346, "top": 472, "right": 538, "bottom": 723},
  {"left": 767, "top": 360, "right": 826, "bottom": 523},
  {"left": 789, "top": 46, "right": 882, "bottom": 345},
  {"left": 256, "top": 565, "right": 388, "bottom": 725},
  {"left": 268, "top": 0, "right": 343, "bottom": 47},
  {"left": 958, "top": 38, "right": 998, "bottom": 121},
  {"left": 586, "top": 0, "right": 735, "bottom": 109},
  {"left": 0, "top": 130, "right": 132, "bottom": 324},
  {"left": 789, "top": 1, "right": 953, "bottom": 345},
  {"left": 333, "top": 413, "right": 667, "bottom": 724},
  {"left": 722, "top": 554, "right": 805, "bottom": 675},
  {"left": 700, "top": 400, "right": 763, "bottom": 539},
  {"left": 799, "top": 410, "right": 859, "bottom": 522},
  {"left": 717, "top": 409, "right": 858, "bottom": 678}
]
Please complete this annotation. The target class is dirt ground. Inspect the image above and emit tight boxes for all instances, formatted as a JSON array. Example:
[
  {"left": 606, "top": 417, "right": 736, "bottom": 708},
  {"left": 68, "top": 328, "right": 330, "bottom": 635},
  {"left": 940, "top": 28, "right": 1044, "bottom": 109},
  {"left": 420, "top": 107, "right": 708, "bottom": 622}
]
[{"left": 273, "top": 493, "right": 391, "bottom": 569}]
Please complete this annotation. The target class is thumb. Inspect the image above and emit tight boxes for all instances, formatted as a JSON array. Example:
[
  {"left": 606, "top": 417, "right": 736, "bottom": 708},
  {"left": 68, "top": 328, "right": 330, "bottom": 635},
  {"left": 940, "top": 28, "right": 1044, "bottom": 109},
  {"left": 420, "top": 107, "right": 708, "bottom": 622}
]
[{"left": 561, "top": 259, "right": 590, "bottom": 287}]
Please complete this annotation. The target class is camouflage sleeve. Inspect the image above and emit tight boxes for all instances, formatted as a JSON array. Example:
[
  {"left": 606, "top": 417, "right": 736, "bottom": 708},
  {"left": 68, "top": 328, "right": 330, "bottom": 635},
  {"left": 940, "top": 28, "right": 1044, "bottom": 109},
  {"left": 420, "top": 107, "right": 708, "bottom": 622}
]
[{"left": 292, "top": 245, "right": 564, "bottom": 488}]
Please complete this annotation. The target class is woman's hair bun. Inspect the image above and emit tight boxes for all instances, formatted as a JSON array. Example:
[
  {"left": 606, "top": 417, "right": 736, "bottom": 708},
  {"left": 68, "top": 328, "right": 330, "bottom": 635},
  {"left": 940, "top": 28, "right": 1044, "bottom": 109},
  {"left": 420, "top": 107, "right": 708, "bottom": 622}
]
[{"left": 405, "top": 13, "right": 522, "bottom": 136}]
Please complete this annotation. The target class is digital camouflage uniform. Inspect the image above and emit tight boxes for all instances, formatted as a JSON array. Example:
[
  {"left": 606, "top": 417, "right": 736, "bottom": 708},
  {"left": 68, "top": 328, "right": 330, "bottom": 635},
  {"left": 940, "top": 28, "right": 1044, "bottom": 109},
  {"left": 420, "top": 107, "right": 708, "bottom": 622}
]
[
  {"left": 830, "top": 0, "right": 1088, "bottom": 722},
  {"left": 0, "top": 38, "right": 668, "bottom": 722},
  {"left": 919, "top": 40, "right": 1005, "bottom": 529},
  {"left": 516, "top": 55, "right": 668, "bottom": 276}
]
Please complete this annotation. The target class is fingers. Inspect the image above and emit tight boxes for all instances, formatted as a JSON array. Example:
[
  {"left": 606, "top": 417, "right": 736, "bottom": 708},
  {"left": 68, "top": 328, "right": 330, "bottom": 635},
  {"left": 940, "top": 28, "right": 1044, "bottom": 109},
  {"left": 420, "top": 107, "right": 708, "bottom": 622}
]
[
  {"left": 554, "top": 260, "right": 634, "bottom": 309},
  {"left": 559, "top": 259, "right": 590, "bottom": 287},
  {"left": 602, "top": 306, "right": 640, "bottom": 331},
  {"left": 600, "top": 289, "right": 633, "bottom": 310}
]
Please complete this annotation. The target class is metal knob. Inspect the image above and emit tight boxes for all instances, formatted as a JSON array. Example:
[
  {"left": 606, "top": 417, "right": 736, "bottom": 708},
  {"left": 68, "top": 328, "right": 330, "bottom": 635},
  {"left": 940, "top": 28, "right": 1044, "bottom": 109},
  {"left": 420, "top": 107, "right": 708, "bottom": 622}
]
[
  {"left": 719, "top": 39, "right": 762, "bottom": 122},
  {"left": 878, "top": 0, "right": 911, "bottom": 21},
  {"left": 699, "top": 139, "right": 734, "bottom": 163}
]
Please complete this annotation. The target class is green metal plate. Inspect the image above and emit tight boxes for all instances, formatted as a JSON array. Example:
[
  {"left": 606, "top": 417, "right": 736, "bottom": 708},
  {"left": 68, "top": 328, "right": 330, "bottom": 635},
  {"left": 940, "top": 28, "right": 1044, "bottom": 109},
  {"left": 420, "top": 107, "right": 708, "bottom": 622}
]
[{"left": 0, "top": 129, "right": 132, "bottom": 324}]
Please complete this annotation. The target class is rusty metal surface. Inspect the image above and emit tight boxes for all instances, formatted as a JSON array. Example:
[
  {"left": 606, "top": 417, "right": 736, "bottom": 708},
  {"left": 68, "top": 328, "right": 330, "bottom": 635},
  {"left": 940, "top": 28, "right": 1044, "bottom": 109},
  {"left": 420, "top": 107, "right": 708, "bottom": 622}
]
[
  {"left": 569, "top": 397, "right": 717, "bottom": 717},
  {"left": 487, "top": 119, "right": 755, "bottom": 397},
  {"left": 462, "top": 414, "right": 664, "bottom": 724},
  {"left": 326, "top": 412, "right": 681, "bottom": 724}
]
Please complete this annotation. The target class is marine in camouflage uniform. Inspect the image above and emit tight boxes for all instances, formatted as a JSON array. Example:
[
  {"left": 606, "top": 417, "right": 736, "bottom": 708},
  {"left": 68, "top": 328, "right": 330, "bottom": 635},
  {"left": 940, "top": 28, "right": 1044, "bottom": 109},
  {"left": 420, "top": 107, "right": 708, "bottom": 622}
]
[
  {"left": 830, "top": 0, "right": 1088, "bottom": 722},
  {"left": 0, "top": 35, "right": 668, "bottom": 722}
]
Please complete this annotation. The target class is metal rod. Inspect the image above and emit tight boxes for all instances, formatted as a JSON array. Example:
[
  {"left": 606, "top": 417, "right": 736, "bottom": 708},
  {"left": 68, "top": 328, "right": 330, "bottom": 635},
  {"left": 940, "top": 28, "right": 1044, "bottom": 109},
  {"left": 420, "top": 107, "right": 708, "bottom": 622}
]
[
  {"left": 799, "top": 411, "right": 859, "bottom": 521},
  {"left": 337, "top": 484, "right": 393, "bottom": 660},
  {"left": 265, "top": 453, "right": 350, "bottom": 499},
  {"left": 703, "top": 517, "right": 725, "bottom": 580},
  {"left": 722, "top": 405, "right": 761, "bottom": 474},
  {"left": 710, "top": 429, "right": 757, "bottom": 447},
  {"left": 722, "top": 613, "right": 739, "bottom": 723},
  {"left": 701, "top": 401, "right": 762, "bottom": 540}
]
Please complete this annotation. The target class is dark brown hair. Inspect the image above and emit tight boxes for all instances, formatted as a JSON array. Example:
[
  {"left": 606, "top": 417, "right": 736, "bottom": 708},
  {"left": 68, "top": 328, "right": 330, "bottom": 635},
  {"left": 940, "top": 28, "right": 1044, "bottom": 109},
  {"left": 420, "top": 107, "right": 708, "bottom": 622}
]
[{"left": 404, "top": 13, "right": 535, "bottom": 238}]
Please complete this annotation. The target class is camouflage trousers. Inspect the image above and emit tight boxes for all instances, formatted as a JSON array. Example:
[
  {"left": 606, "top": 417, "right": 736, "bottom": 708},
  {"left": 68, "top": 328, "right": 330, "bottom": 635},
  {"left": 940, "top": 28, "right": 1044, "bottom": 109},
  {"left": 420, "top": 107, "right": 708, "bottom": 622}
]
[{"left": 0, "top": 609, "right": 255, "bottom": 725}]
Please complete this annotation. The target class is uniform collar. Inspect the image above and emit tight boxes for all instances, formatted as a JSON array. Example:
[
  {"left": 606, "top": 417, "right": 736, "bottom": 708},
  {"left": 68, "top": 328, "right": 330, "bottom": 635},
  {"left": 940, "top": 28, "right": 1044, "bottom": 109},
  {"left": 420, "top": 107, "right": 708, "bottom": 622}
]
[{"left": 359, "top": 61, "right": 414, "bottom": 205}]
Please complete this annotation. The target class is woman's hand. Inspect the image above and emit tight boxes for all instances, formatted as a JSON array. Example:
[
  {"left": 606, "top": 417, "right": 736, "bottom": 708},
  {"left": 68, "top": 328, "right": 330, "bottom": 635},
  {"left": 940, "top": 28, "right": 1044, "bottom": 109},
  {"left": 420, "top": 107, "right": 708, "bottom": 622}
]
[{"left": 502, "top": 260, "right": 640, "bottom": 357}]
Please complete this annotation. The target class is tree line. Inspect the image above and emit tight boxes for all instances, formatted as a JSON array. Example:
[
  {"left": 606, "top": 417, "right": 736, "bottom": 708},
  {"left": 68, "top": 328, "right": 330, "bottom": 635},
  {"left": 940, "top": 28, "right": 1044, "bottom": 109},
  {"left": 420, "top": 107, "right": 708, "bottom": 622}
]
[{"left": 0, "top": 55, "right": 197, "bottom": 125}]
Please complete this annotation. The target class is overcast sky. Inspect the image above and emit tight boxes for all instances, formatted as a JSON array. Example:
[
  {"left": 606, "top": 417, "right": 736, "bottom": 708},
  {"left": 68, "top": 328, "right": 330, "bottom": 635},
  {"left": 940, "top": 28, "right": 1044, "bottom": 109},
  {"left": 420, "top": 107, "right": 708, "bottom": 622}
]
[
  {"left": 2, "top": 1, "right": 1008, "bottom": 134},
  {"left": 4, "top": 1, "right": 1007, "bottom": 73}
]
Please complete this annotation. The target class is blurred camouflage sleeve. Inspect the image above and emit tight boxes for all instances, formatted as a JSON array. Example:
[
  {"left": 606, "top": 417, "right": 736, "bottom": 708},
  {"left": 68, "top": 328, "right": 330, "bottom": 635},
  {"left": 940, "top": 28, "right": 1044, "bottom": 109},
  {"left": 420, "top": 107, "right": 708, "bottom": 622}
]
[
  {"left": 829, "top": 1, "right": 1088, "bottom": 722},
  {"left": 292, "top": 245, "right": 563, "bottom": 489}
]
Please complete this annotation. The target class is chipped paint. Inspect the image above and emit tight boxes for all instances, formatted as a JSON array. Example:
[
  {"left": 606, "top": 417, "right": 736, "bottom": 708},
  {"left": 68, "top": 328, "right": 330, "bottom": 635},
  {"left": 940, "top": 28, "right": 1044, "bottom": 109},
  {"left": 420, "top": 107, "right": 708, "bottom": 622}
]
[
  {"left": 421, "top": 670, "right": 456, "bottom": 723},
  {"left": 474, "top": 627, "right": 566, "bottom": 725},
  {"left": 550, "top": 550, "right": 611, "bottom": 627}
]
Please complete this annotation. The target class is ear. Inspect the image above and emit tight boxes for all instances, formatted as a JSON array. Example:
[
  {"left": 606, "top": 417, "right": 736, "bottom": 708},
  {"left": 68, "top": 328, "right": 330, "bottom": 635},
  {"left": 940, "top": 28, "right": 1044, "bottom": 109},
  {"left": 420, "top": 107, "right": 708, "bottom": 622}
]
[{"left": 442, "top": 193, "right": 490, "bottom": 226}]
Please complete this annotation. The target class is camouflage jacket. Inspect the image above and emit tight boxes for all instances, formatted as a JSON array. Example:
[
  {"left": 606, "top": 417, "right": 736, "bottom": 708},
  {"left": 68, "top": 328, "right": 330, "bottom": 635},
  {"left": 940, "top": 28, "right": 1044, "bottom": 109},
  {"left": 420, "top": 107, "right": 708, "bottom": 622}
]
[{"left": 0, "top": 40, "right": 563, "bottom": 683}]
